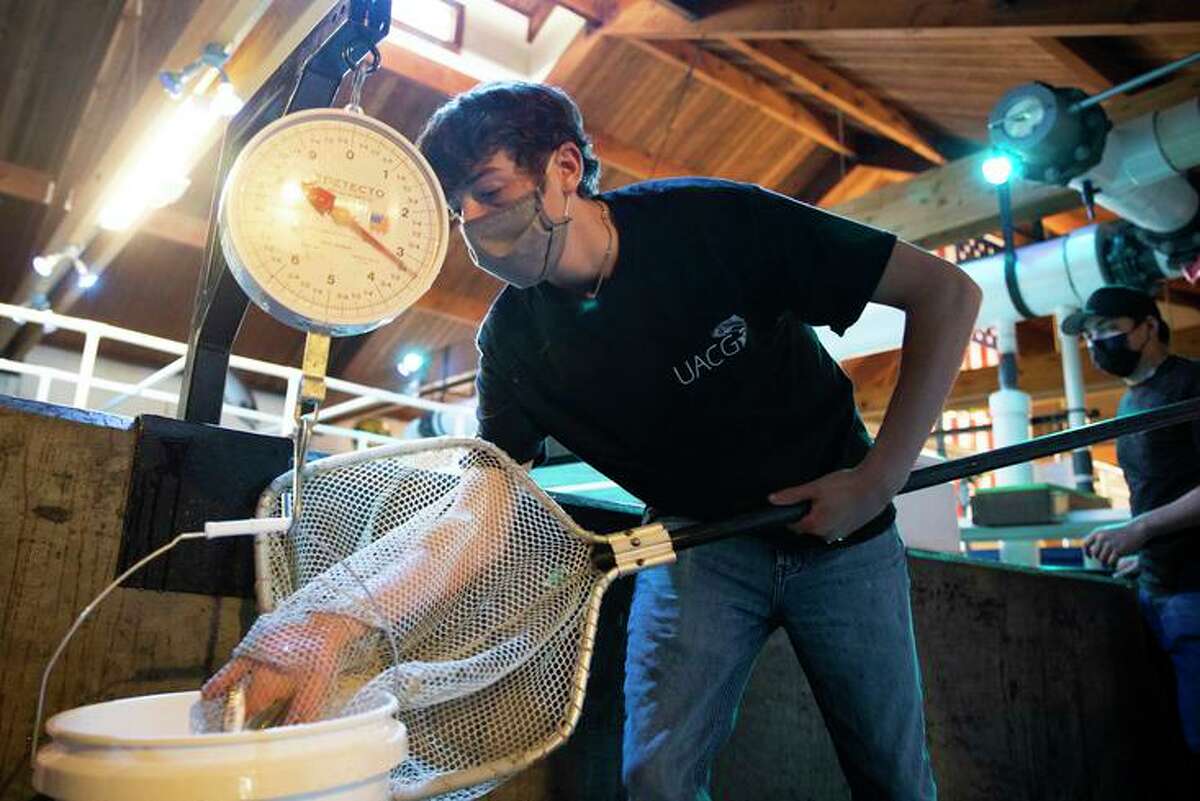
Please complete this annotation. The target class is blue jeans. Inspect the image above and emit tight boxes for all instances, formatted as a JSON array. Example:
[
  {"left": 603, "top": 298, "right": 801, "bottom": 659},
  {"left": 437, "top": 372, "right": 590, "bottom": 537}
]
[
  {"left": 622, "top": 526, "right": 935, "bottom": 800},
  {"left": 1139, "top": 588, "right": 1200, "bottom": 753}
]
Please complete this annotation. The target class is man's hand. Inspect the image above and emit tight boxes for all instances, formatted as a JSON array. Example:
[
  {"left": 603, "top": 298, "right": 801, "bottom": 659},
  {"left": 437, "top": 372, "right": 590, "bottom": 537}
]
[
  {"left": 1113, "top": 554, "right": 1141, "bottom": 579},
  {"left": 768, "top": 466, "right": 894, "bottom": 543},
  {"left": 1083, "top": 519, "right": 1149, "bottom": 569},
  {"left": 201, "top": 611, "right": 368, "bottom": 726}
]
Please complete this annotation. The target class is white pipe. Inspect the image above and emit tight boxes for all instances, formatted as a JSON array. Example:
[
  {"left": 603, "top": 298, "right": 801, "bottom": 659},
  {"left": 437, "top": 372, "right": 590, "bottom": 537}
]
[
  {"left": 1055, "top": 304, "right": 1094, "bottom": 491},
  {"left": 820, "top": 225, "right": 1111, "bottom": 360},
  {"left": 820, "top": 99, "right": 1200, "bottom": 362},
  {"left": 1069, "top": 99, "right": 1200, "bottom": 233}
]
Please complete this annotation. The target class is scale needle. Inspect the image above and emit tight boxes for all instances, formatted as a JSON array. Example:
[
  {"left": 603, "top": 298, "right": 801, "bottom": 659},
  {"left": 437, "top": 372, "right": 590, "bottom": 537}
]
[{"left": 303, "top": 182, "right": 414, "bottom": 275}]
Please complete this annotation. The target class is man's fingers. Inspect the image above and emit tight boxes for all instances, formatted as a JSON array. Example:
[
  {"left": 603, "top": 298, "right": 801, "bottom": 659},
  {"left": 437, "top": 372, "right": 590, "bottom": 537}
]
[
  {"left": 244, "top": 665, "right": 293, "bottom": 720},
  {"left": 284, "top": 671, "right": 333, "bottom": 725},
  {"left": 769, "top": 484, "right": 818, "bottom": 506},
  {"left": 201, "top": 659, "right": 248, "bottom": 700}
]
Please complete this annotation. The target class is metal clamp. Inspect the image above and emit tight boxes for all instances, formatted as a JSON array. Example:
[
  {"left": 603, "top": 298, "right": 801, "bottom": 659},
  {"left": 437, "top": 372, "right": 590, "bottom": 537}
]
[{"left": 604, "top": 523, "right": 676, "bottom": 577}]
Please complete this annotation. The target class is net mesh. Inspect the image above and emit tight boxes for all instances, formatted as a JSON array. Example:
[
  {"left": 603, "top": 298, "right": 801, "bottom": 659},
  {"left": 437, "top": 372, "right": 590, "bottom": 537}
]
[{"left": 197, "top": 438, "right": 610, "bottom": 800}]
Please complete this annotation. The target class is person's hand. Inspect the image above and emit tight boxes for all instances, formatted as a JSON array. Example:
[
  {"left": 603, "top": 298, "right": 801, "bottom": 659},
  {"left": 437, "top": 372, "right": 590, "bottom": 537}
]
[
  {"left": 1113, "top": 554, "right": 1141, "bottom": 579},
  {"left": 201, "top": 612, "right": 368, "bottom": 726},
  {"left": 768, "top": 466, "right": 895, "bottom": 543},
  {"left": 1083, "top": 519, "right": 1149, "bottom": 569}
]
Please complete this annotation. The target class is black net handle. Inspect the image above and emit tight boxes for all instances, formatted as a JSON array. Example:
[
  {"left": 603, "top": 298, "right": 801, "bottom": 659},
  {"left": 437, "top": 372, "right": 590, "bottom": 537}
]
[{"left": 661, "top": 396, "right": 1200, "bottom": 553}]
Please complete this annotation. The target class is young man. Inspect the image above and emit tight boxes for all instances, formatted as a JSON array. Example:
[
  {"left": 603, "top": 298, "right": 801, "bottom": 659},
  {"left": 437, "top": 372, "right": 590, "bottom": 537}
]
[
  {"left": 1064, "top": 286, "right": 1200, "bottom": 755},
  {"left": 413, "top": 82, "right": 980, "bottom": 799},
  {"left": 203, "top": 81, "right": 979, "bottom": 796}
]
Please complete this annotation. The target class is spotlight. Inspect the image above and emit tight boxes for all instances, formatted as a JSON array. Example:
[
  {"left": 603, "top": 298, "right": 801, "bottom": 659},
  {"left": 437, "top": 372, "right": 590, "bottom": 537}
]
[
  {"left": 32, "top": 255, "right": 55, "bottom": 277},
  {"left": 31, "top": 245, "right": 82, "bottom": 278},
  {"left": 159, "top": 42, "right": 233, "bottom": 101},
  {"left": 397, "top": 351, "right": 426, "bottom": 377},
  {"left": 981, "top": 153, "right": 1014, "bottom": 186},
  {"left": 211, "top": 78, "right": 243, "bottom": 118},
  {"left": 72, "top": 253, "right": 98, "bottom": 289}
]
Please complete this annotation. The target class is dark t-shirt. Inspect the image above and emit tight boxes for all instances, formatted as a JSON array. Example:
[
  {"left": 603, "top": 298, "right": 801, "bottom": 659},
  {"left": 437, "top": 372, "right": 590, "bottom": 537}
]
[
  {"left": 475, "top": 178, "right": 897, "bottom": 538},
  {"left": 1116, "top": 355, "right": 1200, "bottom": 591}
]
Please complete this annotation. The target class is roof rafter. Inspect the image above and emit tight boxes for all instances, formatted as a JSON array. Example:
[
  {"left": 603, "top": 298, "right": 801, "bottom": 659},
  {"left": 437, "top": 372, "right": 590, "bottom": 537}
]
[
  {"left": 604, "top": 0, "right": 1200, "bottom": 40},
  {"left": 0, "top": 160, "right": 56, "bottom": 205},
  {"left": 1029, "top": 37, "right": 1118, "bottom": 94},
  {"left": 380, "top": 42, "right": 694, "bottom": 179},
  {"left": 623, "top": 37, "right": 853, "bottom": 156},
  {"left": 719, "top": 38, "right": 944, "bottom": 165},
  {"left": 817, "top": 165, "right": 914, "bottom": 208}
]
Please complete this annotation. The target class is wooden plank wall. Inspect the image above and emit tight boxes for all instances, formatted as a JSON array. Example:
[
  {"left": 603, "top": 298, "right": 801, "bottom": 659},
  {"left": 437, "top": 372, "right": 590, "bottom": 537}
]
[{"left": 0, "top": 399, "right": 252, "bottom": 800}]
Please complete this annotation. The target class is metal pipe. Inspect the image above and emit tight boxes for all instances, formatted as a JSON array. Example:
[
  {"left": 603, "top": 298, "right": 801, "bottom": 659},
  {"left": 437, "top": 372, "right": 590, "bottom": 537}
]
[
  {"left": 1069, "top": 51, "right": 1200, "bottom": 112},
  {"left": 1055, "top": 305, "right": 1095, "bottom": 492},
  {"left": 1070, "top": 99, "right": 1200, "bottom": 232},
  {"left": 651, "top": 396, "right": 1200, "bottom": 558}
]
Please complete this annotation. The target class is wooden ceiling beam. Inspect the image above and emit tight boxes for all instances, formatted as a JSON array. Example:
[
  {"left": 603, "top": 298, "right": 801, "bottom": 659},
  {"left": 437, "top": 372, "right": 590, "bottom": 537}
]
[
  {"left": 1029, "top": 38, "right": 1117, "bottom": 95},
  {"left": 589, "top": 131, "right": 693, "bottom": 179},
  {"left": 604, "top": 0, "right": 1200, "bottom": 40},
  {"left": 0, "top": 160, "right": 56, "bottom": 205},
  {"left": 719, "top": 38, "right": 945, "bottom": 165},
  {"left": 830, "top": 73, "right": 1200, "bottom": 248},
  {"left": 380, "top": 41, "right": 695, "bottom": 180},
  {"left": 756, "top": 137, "right": 818, "bottom": 192},
  {"left": 817, "top": 165, "right": 913, "bottom": 208},
  {"left": 623, "top": 38, "right": 853, "bottom": 156},
  {"left": 378, "top": 41, "right": 477, "bottom": 97}
]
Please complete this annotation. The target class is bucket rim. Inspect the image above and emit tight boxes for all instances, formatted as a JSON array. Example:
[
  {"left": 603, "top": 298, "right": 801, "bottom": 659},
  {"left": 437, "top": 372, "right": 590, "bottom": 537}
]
[{"left": 45, "top": 689, "right": 400, "bottom": 748}]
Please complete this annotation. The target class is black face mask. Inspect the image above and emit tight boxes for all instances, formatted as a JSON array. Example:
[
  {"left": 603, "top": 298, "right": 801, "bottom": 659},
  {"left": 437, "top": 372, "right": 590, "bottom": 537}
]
[{"left": 1088, "top": 331, "right": 1144, "bottom": 377}]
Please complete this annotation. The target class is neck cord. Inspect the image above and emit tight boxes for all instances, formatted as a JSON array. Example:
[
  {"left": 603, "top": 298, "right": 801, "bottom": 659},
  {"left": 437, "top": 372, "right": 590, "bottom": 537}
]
[{"left": 586, "top": 200, "right": 614, "bottom": 299}]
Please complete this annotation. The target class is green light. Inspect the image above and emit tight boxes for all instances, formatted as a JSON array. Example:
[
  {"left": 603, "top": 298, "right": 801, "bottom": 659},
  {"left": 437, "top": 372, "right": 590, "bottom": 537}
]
[
  {"left": 397, "top": 351, "right": 425, "bottom": 377},
  {"left": 981, "top": 154, "right": 1014, "bottom": 186}
]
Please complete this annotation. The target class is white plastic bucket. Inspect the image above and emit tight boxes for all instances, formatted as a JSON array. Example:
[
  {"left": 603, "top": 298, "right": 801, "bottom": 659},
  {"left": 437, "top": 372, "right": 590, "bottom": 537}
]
[{"left": 34, "top": 690, "right": 406, "bottom": 801}]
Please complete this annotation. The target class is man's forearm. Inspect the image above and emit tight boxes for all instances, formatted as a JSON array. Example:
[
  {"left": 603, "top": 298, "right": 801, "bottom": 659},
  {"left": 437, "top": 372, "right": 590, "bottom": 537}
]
[
  {"left": 863, "top": 251, "right": 981, "bottom": 495},
  {"left": 1134, "top": 484, "right": 1200, "bottom": 542},
  {"left": 324, "top": 463, "right": 513, "bottom": 632}
]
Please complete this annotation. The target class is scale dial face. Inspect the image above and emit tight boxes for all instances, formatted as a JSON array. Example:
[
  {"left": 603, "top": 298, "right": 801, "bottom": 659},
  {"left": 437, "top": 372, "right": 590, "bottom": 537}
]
[{"left": 219, "top": 107, "right": 450, "bottom": 336}]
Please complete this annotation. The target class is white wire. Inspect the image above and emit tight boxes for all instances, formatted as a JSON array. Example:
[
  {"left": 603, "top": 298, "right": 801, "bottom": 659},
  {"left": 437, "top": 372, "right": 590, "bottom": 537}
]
[{"left": 31, "top": 530, "right": 208, "bottom": 768}]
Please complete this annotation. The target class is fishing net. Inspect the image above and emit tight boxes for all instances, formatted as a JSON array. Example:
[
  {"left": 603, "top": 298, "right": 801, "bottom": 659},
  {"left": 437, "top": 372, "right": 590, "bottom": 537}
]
[{"left": 194, "top": 438, "right": 616, "bottom": 800}]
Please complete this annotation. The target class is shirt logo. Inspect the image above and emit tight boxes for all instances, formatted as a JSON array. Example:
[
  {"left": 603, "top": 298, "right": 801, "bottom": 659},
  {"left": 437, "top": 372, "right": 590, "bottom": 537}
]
[{"left": 673, "top": 315, "right": 748, "bottom": 386}]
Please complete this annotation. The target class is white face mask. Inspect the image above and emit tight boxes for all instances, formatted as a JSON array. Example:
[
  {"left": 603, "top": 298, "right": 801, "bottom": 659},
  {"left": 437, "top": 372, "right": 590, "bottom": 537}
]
[{"left": 459, "top": 188, "right": 573, "bottom": 289}]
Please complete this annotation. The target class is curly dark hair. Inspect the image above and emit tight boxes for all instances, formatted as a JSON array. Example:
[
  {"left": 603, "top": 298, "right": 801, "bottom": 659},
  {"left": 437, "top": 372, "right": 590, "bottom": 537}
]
[{"left": 416, "top": 82, "right": 601, "bottom": 210}]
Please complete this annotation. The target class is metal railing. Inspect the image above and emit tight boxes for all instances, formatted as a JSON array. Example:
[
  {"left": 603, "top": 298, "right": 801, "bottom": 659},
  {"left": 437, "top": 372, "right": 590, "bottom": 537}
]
[{"left": 0, "top": 303, "right": 472, "bottom": 451}]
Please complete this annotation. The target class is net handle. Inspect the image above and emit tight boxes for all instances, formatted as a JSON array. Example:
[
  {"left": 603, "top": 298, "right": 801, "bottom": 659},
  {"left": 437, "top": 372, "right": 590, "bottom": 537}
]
[{"left": 660, "top": 396, "right": 1200, "bottom": 554}]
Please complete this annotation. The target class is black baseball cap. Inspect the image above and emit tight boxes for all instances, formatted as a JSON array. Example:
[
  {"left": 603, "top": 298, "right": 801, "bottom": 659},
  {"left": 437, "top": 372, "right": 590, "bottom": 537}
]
[{"left": 1060, "top": 286, "right": 1164, "bottom": 336}]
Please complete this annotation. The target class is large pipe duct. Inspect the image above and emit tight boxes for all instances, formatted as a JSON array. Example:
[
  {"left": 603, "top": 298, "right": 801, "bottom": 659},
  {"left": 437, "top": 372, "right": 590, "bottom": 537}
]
[
  {"left": 818, "top": 224, "right": 1139, "bottom": 359},
  {"left": 1069, "top": 99, "right": 1200, "bottom": 234}
]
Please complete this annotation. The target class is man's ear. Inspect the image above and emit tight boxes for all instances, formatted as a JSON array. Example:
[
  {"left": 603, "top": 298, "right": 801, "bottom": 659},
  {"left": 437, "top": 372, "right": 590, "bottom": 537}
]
[
  {"left": 550, "top": 142, "right": 584, "bottom": 194},
  {"left": 1142, "top": 315, "right": 1159, "bottom": 344}
]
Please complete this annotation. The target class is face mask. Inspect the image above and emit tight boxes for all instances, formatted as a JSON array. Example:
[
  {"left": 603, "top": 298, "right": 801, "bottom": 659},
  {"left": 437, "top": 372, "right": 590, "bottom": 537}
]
[
  {"left": 459, "top": 188, "right": 572, "bottom": 289},
  {"left": 1088, "top": 330, "right": 1144, "bottom": 377}
]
